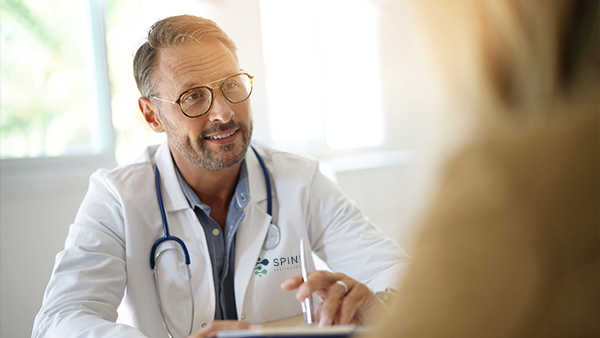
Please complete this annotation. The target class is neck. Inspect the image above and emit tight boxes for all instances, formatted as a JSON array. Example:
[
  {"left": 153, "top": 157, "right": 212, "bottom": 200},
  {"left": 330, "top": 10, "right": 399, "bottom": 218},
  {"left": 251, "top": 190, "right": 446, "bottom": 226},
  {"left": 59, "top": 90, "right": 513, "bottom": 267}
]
[{"left": 170, "top": 144, "right": 242, "bottom": 228}]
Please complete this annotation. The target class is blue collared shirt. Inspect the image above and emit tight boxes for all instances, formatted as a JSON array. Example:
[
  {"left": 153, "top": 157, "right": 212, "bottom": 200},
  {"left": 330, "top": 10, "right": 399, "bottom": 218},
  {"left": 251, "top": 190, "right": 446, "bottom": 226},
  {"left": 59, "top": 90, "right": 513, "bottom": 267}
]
[{"left": 174, "top": 160, "right": 250, "bottom": 320}]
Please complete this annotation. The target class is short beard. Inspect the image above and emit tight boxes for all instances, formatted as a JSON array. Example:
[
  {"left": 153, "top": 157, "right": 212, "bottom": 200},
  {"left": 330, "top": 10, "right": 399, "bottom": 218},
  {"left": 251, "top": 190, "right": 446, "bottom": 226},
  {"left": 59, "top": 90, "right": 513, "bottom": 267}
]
[
  {"left": 160, "top": 109, "right": 253, "bottom": 171},
  {"left": 194, "top": 119, "right": 253, "bottom": 171}
]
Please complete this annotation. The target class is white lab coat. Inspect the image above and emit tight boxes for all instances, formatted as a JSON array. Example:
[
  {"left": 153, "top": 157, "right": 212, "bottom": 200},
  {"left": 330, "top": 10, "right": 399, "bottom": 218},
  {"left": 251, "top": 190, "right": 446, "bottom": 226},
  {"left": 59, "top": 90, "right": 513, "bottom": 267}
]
[{"left": 33, "top": 141, "right": 410, "bottom": 338}]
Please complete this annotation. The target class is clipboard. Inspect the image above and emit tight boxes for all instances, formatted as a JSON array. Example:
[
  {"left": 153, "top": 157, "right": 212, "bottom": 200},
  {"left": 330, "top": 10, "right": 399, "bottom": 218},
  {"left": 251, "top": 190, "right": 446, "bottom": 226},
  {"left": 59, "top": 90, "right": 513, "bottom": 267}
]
[
  {"left": 217, "top": 315, "right": 372, "bottom": 337},
  {"left": 217, "top": 325, "right": 371, "bottom": 338}
]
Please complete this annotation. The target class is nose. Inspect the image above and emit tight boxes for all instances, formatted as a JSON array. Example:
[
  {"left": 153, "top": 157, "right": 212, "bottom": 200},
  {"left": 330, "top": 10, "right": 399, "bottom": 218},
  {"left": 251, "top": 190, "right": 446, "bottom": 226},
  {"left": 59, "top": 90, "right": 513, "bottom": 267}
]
[{"left": 206, "top": 91, "right": 234, "bottom": 123}]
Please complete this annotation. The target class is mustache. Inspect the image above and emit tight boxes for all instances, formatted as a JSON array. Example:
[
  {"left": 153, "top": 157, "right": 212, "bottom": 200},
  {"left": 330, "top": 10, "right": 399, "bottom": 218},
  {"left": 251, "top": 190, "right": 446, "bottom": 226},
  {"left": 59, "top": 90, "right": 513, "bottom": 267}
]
[{"left": 201, "top": 120, "right": 243, "bottom": 138}]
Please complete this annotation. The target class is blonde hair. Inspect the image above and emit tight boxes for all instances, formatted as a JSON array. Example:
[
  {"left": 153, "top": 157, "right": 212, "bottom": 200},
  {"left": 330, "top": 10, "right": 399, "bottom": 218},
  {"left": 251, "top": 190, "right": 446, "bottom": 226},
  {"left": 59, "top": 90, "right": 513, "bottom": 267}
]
[
  {"left": 418, "top": 0, "right": 599, "bottom": 123},
  {"left": 133, "top": 15, "right": 238, "bottom": 98}
]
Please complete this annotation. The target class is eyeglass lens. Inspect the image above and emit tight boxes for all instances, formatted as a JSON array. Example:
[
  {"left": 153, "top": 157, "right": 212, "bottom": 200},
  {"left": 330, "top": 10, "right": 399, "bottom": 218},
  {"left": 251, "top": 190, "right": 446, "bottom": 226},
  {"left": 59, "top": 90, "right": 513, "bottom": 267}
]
[{"left": 180, "top": 73, "right": 252, "bottom": 117}]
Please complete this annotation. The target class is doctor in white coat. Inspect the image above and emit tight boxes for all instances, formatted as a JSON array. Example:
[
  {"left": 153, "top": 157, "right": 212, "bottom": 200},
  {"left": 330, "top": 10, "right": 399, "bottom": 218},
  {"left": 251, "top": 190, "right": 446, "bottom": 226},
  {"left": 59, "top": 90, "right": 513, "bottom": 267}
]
[{"left": 33, "top": 15, "right": 409, "bottom": 338}]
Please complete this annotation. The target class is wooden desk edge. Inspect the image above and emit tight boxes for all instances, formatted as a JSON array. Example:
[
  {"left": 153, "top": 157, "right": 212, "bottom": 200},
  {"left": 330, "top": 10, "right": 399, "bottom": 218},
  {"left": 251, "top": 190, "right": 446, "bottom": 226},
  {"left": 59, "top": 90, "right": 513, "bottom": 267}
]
[{"left": 261, "top": 315, "right": 305, "bottom": 328}]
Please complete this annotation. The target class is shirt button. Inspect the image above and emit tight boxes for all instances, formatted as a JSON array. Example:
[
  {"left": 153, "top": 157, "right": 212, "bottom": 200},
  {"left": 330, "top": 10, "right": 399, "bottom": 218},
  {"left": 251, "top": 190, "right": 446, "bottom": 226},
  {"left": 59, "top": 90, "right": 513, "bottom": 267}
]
[
  {"left": 241, "top": 314, "right": 246, "bottom": 320},
  {"left": 201, "top": 323, "right": 207, "bottom": 328},
  {"left": 212, "top": 228, "right": 220, "bottom": 236}
]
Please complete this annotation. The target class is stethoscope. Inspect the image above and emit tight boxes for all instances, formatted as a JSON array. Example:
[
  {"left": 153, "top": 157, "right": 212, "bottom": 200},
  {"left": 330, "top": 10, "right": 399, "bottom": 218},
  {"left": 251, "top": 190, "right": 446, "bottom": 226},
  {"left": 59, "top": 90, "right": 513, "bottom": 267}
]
[{"left": 149, "top": 146, "right": 279, "bottom": 338}]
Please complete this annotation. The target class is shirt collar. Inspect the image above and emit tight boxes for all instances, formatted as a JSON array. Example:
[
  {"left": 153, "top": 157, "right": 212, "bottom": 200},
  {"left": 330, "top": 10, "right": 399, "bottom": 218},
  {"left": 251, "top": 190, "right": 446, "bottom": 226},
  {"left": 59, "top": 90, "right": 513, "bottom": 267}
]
[{"left": 174, "top": 160, "right": 250, "bottom": 212}]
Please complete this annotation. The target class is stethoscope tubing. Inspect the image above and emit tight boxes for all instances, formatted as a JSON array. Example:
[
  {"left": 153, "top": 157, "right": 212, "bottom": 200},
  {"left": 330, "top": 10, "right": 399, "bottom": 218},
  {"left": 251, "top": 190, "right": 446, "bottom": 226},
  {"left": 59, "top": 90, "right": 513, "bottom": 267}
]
[{"left": 150, "top": 167, "right": 191, "bottom": 269}]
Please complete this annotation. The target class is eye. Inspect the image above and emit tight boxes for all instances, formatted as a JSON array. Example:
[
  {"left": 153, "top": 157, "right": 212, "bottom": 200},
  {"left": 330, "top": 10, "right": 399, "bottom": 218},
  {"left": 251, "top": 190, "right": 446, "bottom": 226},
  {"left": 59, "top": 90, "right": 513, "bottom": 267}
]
[
  {"left": 182, "top": 89, "right": 208, "bottom": 103},
  {"left": 222, "top": 80, "right": 240, "bottom": 91}
]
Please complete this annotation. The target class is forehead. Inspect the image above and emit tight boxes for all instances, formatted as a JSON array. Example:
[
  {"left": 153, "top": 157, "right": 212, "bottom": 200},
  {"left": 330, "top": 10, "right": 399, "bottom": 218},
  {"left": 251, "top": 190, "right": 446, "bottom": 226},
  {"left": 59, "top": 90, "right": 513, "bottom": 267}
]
[{"left": 155, "top": 39, "right": 239, "bottom": 93}]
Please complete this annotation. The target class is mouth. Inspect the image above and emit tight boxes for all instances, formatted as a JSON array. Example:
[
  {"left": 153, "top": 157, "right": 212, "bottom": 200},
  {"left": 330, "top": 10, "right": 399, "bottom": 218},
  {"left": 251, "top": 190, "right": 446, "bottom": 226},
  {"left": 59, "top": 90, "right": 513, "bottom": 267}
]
[
  {"left": 203, "top": 129, "right": 239, "bottom": 145},
  {"left": 206, "top": 130, "right": 236, "bottom": 140}
]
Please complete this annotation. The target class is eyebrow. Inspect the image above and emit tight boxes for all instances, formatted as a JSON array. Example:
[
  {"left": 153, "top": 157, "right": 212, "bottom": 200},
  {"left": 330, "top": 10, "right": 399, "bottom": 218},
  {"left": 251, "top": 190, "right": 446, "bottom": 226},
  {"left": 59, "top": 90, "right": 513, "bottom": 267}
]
[{"left": 181, "top": 71, "right": 243, "bottom": 91}]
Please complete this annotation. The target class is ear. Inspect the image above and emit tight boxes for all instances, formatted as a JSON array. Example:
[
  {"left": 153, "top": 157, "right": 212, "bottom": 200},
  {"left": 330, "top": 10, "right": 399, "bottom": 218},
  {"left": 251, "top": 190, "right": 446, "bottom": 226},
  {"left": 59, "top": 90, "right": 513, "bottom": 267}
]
[{"left": 139, "top": 97, "right": 165, "bottom": 133}]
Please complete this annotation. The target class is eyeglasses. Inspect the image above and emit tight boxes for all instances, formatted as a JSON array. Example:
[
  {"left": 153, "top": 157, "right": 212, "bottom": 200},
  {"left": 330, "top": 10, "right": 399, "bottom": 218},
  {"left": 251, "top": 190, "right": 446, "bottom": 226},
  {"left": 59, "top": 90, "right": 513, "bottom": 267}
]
[{"left": 150, "top": 72, "right": 254, "bottom": 118}]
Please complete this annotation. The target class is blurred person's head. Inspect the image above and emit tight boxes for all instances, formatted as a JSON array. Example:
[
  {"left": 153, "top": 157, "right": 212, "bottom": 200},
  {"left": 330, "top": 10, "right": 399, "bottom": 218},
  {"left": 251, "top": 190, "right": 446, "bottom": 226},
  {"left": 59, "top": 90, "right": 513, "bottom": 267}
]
[
  {"left": 409, "top": 0, "right": 598, "bottom": 215},
  {"left": 418, "top": 0, "right": 599, "bottom": 127},
  {"left": 369, "top": 2, "right": 599, "bottom": 337}
]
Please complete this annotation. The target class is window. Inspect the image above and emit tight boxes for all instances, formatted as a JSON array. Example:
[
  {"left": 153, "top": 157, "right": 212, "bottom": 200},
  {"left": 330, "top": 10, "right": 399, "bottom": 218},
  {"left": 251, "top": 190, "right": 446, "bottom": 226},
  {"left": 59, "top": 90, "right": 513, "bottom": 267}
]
[
  {"left": 259, "top": 0, "right": 385, "bottom": 154},
  {"left": 1, "top": 0, "right": 392, "bottom": 167},
  {"left": 103, "top": 0, "right": 217, "bottom": 164},
  {"left": 1, "top": 0, "right": 113, "bottom": 159}
]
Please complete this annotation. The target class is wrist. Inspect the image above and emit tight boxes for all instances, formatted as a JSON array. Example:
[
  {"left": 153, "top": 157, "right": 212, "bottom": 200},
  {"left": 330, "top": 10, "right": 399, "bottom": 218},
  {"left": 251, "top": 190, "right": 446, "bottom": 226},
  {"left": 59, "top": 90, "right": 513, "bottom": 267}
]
[{"left": 375, "top": 287, "right": 398, "bottom": 307}]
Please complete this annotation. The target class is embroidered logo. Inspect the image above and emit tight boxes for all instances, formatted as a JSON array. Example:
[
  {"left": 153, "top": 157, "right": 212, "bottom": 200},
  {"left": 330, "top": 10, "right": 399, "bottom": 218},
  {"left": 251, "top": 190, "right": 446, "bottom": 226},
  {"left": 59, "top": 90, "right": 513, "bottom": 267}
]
[{"left": 254, "top": 257, "right": 269, "bottom": 277}]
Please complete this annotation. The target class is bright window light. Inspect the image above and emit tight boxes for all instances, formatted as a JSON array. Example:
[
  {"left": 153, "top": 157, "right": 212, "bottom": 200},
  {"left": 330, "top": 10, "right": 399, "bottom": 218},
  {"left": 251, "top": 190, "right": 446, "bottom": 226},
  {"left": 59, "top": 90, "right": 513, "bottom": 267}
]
[
  {"left": 259, "top": 0, "right": 384, "bottom": 152},
  {"left": 1, "top": 0, "right": 111, "bottom": 158}
]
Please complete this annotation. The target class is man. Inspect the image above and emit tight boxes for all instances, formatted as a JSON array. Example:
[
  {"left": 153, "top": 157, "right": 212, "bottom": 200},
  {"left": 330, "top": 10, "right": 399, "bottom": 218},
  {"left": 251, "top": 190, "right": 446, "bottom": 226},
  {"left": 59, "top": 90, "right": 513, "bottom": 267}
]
[{"left": 33, "top": 15, "right": 408, "bottom": 338}]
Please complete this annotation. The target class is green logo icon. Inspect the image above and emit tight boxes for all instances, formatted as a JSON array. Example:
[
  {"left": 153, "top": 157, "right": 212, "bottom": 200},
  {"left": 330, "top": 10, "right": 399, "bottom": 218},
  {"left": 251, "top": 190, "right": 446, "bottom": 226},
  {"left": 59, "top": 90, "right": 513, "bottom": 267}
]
[{"left": 255, "top": 257, "right": 269, "bottom": 277}]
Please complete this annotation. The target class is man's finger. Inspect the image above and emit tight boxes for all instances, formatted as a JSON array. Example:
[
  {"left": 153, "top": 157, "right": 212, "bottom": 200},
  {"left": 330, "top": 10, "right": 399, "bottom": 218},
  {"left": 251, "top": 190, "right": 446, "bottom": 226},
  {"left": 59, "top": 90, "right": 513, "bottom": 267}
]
[
  {"left": 338, "top": 283, "right": 375, "bottom": 325},
  {"left": 337, "top": 287, "right": 361, "bottom": 325},
  {"left": 280, "top": 274, "right": 304, "bottom": 291},
  {"left": 297, "top": 271, "right": 345, "bottom": 300},
  {"left": 317, "top": 278, "right": 347, "bottom": 327}
]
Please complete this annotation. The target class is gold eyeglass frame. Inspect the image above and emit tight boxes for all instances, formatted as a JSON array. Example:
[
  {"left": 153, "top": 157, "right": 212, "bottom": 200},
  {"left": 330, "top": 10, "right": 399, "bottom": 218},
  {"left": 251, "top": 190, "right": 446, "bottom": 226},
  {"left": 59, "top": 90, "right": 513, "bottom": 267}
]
[{"left": 149, "top": 71, "right": 254, "bottom": 118}]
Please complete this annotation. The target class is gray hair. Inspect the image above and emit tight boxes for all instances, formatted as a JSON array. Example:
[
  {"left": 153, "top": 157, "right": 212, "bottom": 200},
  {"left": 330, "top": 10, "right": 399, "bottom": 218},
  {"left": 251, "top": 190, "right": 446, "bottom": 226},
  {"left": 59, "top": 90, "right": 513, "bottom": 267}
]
[{"left": 133, "top": 15, "right": 237, "bottom": 98}]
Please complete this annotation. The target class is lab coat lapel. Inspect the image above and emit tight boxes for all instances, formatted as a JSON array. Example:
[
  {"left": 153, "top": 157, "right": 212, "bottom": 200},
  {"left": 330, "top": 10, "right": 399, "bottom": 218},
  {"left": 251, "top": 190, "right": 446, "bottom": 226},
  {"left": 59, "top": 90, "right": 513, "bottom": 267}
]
[
  {"left": 154, "top": 141, "right": 189, "bottom": 212},
  {"left": 235, "top": 145, "right": 272, "bottom": 319},
  {"left": 153, "top": 142, "right": 216, "bottom": 325}
]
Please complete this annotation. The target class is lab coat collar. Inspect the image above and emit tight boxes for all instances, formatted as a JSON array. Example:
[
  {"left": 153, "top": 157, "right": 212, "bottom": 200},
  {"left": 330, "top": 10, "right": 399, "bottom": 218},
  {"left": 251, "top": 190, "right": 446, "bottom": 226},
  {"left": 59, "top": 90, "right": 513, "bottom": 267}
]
[
  {"left": 245, "top": 144, "right": 269, "bottom": 207},
  {"left": 155, "top": 142, "right": 189, "bottom": 212},
  {"left": 154, "top": 141, "right": 270, "bottom": 213}
]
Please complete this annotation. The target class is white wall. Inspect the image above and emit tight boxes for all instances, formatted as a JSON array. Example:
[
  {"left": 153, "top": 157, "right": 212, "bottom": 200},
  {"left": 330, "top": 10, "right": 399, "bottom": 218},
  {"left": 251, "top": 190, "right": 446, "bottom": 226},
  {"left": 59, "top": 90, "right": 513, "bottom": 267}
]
[
  {"left": 331, "top": 158, "right": 422, "bottom": 253},
  {"left": 1, "top": 166, "right": 103, "bottom": 337}
]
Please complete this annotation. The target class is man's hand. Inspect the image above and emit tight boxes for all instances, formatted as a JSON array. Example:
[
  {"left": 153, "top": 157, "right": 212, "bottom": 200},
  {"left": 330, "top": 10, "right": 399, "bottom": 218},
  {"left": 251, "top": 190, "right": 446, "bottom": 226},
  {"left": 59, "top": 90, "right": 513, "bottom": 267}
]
[
  {"left": 281, "top": 271, "right": 381, "bottom": 327},
  {"left": 187, "top": 320, "right": 259, "bottom": 338}
]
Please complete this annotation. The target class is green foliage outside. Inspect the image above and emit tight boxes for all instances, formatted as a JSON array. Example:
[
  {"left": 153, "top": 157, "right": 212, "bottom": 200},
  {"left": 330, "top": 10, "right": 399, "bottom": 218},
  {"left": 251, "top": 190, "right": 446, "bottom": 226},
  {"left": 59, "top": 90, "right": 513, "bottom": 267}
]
[{"left": 1, "top": 0, "right": 94, "bottom": 158}]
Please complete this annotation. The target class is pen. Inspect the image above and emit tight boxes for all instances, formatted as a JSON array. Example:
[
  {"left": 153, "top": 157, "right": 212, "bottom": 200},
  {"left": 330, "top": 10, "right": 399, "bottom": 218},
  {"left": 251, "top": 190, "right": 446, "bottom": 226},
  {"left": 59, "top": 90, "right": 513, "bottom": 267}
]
[{"left": 299, "top": 238, "right": 315, "bottom": 325}]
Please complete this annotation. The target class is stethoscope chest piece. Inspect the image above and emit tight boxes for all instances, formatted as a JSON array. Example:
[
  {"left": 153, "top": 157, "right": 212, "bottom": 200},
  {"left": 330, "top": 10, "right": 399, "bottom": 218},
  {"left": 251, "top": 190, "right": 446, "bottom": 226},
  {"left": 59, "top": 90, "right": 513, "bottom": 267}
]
[{"left": 263, "top": 223, "right": 281, "bottom": 250}]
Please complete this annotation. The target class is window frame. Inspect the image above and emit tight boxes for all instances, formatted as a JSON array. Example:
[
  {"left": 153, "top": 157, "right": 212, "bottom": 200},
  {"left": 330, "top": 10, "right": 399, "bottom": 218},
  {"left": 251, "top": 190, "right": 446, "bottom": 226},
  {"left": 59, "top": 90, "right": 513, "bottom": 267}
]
[{"left": 0, "top": 0, "right": 116, "bottom": 193}]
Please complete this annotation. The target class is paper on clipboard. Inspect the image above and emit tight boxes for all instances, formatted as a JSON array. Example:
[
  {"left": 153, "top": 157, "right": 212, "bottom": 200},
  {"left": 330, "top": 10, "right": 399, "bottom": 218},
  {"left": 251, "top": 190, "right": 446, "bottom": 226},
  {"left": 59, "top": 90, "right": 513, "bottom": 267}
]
[{"left": 217, "top": 324, "right": 369, "bottom": 338}]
